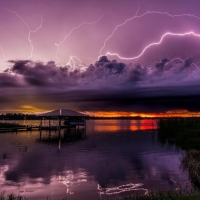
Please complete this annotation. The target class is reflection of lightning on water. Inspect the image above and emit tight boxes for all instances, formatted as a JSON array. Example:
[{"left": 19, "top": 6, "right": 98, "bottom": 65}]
[
  {"left": 55, "top": 14, "right": 106, "bottom": 64},
  {"left": 3, "top": 8, "right": 47, "bottom": 59},
  {"left": 170, "top": 177, "right": 177, "bottom": 184},
  {"left": 58, "top": 170, "right": 87, "bottom": 195},
  {"left": 97, "top": 183, "right": 148, "bottom": 196},
  {"left": 105, "top": 32, "right": 200, "bottom": 61}
]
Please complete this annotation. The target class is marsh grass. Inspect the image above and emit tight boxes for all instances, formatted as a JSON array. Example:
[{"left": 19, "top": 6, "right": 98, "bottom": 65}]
[
  {"left": 2, "top": 190, "right": 200, "bottom": 200},
  {"left": 181, "top": 150, "right": 200, "bottom": 189},
  {"left": 157, "top": 118, "right": 200, "bottom": 189},
  {"left": 120, "top": 189, "right": 200, "bottom": 200},
  {"left": 157, "top": 118, "right": 200, "bottom": 150}
]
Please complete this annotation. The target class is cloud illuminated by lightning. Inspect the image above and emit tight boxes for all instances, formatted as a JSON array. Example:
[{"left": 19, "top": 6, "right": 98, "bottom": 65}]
[
  {"left": 55, "top": 13, "right": 106, "bottom": 64},
  {"left": 105, "top": 31, "right": 200, "bottom": 60},
  {"left": 2, "top": 8, "right": 47, "bottom": 59},
  {"left": 66, "top": 55, "right": 89, "bottom": 72},
  {"left": 167, "top": 57, "right": 199, "bottom": 69}
]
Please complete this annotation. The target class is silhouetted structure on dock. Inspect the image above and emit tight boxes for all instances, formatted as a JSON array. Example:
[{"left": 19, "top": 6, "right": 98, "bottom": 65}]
[{"left": 38, "top": 108, "right": 88, "bottom": 138}]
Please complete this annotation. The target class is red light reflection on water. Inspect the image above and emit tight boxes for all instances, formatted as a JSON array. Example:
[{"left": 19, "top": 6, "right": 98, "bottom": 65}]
[
  {"left": 135, "top": 119, "right": 157, "bottom": 131},
  {"left": 92, "top": 119, "right": 157, "bottom": 132}
]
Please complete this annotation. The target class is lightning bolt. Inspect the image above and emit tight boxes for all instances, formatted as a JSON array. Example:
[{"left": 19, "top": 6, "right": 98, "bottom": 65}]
[
  {"left": 0, "top": 44, "right": 7, "bottom": 61},
  {"left": 146, "top": 11, "right": 200, "bottom": 21},
  {"left": 99, "top": 8, "right": 200, "bottom": 57},
  {"left": 3, "top": 8, "right": 47, "bottom": 59},
  {"left": 99, "top": 2, "right": 142, "bottom": 56},
  {"left": 167, "top": 57, "right": 199, "bottom": 69},
  {"left": 105, "top": 31, "right": 200, "bottom": 60},
  {"left": 55, "top": 13, "right": 106, "bottom": 64},
  {"left": 66, "top": 55, "right": 89, "bottom": 72},
  {"left": 66, "top": 55, "right": 82, "bottom": 68}
]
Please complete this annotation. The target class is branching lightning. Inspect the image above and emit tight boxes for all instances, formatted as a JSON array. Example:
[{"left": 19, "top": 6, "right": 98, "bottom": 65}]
[
  {"left": 99, "top": 2, "right": 141, "bottom": 56},
  {"left": 3, "top": 8, "right": 47, "bottom": 59},
  {"left": 1, "top": 4, "right": 200, "bottom": 69},
  {"left": 66, "top": 55, "right": 90, "bottom": 71},
  {"left": 99, "top": 6, "right": 200, "bottom": 59},
  {"left": 66, "top": 55, "right": 82, "bottom": 68},
  {"left": 55, "top": 13, "right": 106, "bottom": 64},
  {"left": 105, "top": 31, "right": 200, "bottom": 60}
]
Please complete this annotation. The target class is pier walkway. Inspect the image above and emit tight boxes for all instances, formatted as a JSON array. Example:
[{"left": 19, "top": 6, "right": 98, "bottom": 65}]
[{"left": 0, "top": 109, "right": 88, "bottom": 133}]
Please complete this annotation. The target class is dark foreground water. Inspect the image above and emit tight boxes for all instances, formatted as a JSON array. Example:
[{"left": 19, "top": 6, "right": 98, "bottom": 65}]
[{"left": 0, "top": 120, "right": 191, "bottom": 200}]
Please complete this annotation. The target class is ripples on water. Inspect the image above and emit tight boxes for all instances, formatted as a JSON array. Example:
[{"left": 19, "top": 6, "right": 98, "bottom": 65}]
[{"left": 0, "top": 119, "right": 191, "bottom": 200}]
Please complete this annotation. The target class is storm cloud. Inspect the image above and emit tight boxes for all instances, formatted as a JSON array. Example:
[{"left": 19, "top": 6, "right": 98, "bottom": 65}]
[{"left": 1, "top": 56, "right": 200, "bottom": 113}]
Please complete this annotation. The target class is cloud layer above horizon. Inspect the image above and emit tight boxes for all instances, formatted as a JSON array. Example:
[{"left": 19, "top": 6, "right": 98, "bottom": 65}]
[{"left": 1, "top": 56, "right": 200, "bottom": 113}]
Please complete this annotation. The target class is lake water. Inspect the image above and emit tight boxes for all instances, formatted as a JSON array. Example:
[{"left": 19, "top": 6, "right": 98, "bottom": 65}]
[{"left": 0, "top": 119, "right": 191, "bottom": 200}]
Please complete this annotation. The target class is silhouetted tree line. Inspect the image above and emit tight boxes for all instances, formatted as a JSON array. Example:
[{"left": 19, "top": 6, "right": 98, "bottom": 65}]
[{"left": 0, "top": 113, "right": 40, "bottom": 120}]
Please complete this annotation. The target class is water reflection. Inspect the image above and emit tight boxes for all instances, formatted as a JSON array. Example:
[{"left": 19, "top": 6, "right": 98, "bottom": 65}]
[
  {"left": 88, "top": 119, "right": 157, "bottom": 132},
  {"left": 58, "top": 170, "right": 87, "bottom": 195},
  {"left": 0, "top": 120, "right": 191, "bottom": 200},
  {"left": 98, "top": 183, "right": 148, "bottom": 196},
  {"left": 37, "top": 128, "right": 86, "bottom": 146}
]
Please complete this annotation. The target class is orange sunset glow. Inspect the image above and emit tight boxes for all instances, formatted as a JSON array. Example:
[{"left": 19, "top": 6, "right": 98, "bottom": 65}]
[
  {"left": 86, "top": 110, "right": 200, "bottom": 118},
  {"left": 4, "top": 107, "right": 200, "bottom": 119}
]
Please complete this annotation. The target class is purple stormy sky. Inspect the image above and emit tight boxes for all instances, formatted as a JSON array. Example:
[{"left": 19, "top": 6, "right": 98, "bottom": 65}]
[
  {"left": 1, "top": 0, "right": 200, "bottom": 113},
  {"left": 0, "top": 0, "right": 200, "bottom": 68}
]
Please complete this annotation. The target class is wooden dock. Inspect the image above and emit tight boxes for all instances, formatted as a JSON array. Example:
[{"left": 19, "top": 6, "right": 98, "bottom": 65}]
[
  {"left": 0, "top": 125, "right": 69, "bottom": 133},
  {"left": 0, "top": 109, "right": 88, "bottom": 134}
]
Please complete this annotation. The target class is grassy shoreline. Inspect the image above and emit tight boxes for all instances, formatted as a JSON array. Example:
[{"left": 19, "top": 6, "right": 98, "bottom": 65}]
[
  {"left": 157, "top": 118, "right": 200, "bottom": 190},
  {"left": 118, "top": 118, "right": 200, "bottom": 199},
  {"left": 157, "top": 118, "right": 200, "bottom": 150},
  {"left": 121, "top": 189, "right": 200, "bottom": 200},
  {"left": 1, "top": 190, "right": 200, "bottom": 200}
]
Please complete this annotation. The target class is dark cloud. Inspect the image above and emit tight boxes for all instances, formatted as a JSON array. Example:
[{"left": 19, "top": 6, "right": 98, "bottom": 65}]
[
  {"left": 1, "top": 56, "right": 200, "bottom": 113},
  {"left": 29, "top": 86, "right": 200, "bottom": 113},
  {"left": 155, "top": 59, "right": 169, "bottom": 70},
  {"left": 0, "top": 73, "right": 22, "bottom": 87},
  {"left": 6, "top": 60, "right": 75, "bottom": 87},
  {"left": 128, "top": 63, "right": 146, "bottom": 82}
]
